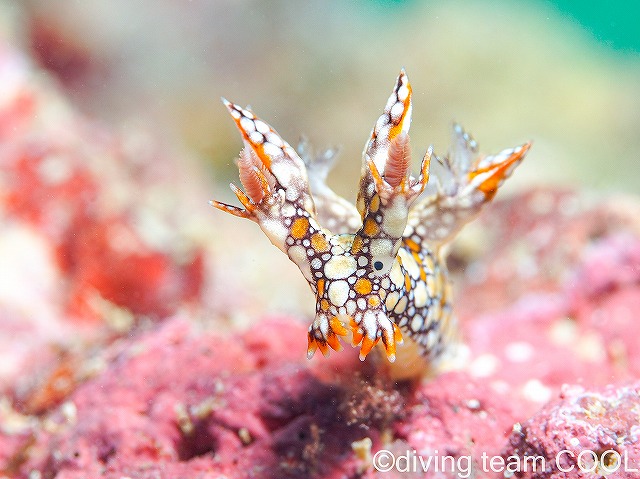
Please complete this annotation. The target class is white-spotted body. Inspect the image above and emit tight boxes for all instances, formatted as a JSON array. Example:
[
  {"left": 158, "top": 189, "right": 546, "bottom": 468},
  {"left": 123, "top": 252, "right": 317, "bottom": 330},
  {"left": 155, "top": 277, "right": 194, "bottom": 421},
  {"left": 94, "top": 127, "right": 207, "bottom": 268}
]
[{"left": 211, "top": 70, "right": 530, "bottom": 365}]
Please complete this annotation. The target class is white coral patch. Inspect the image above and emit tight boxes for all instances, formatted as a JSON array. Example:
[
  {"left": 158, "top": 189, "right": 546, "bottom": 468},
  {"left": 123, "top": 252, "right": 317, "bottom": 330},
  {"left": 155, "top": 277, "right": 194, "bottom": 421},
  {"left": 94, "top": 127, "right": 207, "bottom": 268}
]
[
  {"left": 0, "top": 225, "right": 59, "bottom": 323},
  {"left": 522, "top": 379, "right": 552, "bottom": 403},
  {"left": 469, "top": 353, "right": 499, "bottom": 377},
  {"left": 504, "top": 341, "right": 534, "bottom": 363},
  {"left": 324, "top": 255, "right": 357, "bottom": 279},
  {"left": 328, "top": 280, "right": 349, "bottom": 307},
  {"left": 38, "top": 155, "right": 73, "bottom": 185}
]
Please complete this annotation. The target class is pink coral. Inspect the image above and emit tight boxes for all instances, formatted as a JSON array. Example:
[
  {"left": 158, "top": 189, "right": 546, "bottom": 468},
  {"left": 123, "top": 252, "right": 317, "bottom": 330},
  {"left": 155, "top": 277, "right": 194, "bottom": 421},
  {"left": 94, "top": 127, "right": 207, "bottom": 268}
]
[{"left": 1, "top": 27, "right": 640, "bottom": 479}]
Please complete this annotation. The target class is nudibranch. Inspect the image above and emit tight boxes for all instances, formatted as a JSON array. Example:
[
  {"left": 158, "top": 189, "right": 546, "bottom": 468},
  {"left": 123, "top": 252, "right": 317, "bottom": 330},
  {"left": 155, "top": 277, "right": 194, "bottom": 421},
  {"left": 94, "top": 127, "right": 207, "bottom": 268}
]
[{"left": 211, "top": 70, "right": 530, "bottom": 365}]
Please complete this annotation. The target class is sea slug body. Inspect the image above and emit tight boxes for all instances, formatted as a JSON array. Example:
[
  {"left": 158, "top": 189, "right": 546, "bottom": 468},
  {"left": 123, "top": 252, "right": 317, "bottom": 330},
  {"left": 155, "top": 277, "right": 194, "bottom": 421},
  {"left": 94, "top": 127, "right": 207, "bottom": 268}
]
[{"left": 211, "top": 70, "right": 530, "bottom": 365}]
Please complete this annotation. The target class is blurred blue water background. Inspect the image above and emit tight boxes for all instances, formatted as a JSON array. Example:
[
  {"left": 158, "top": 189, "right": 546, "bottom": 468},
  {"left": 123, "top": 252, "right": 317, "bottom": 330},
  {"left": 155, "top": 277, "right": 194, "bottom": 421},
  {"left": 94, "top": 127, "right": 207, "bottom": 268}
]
[{"left": 2, "top": 0, "right": 638, "bottom": 195}]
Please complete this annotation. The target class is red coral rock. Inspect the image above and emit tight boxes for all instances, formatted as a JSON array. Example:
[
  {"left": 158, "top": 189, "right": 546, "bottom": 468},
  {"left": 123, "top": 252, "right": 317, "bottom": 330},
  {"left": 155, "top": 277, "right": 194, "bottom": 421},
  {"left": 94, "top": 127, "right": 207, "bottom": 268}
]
[
  {"left": 392, "top": 371, "right": 521, "bottom": 477},
  {"left": 27, "top": 14, "right": 110, "bottom": 92},
  {"left": 0, "top": 40, "right": 205, "bottom": 325},
  {"left": 458, "top": 193, "right": 640, "bottom": 416},
  {"left": 502, "top": 383, "right": 640, "bottom": 478},
  {"left": 3, "top": 318, "right": 390, "bottom": 479},
  {"left": 58, "top": 217, "right": 203, "bottom": 321},
  {"left": 452, "top": 190, "right": 640, "bottom": 317},
  {"left": 0, "top": 36, "right": 207, "bottom": 429}
]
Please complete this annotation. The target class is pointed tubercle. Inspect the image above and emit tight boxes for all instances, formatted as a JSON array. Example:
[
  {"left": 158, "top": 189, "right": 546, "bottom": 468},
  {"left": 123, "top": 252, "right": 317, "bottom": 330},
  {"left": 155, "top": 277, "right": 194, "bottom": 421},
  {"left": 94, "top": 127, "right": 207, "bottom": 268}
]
[{"left": 471, "top": 142, "right": 532, "bottom": 199}]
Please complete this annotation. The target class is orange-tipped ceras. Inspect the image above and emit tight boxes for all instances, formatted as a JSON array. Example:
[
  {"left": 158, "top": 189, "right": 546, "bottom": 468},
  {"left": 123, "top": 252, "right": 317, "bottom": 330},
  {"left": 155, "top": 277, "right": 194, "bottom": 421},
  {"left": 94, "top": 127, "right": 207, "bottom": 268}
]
[{"left": 211, "top": 70, "right": 530, "bottom": 364}]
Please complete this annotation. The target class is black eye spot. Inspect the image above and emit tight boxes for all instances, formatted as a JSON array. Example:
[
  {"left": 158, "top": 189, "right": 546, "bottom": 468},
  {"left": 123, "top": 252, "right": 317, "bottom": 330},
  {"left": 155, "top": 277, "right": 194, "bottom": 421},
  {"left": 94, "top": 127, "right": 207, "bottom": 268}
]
[{"left": 374, "top": 261, "right": 384, "bottom": 271}]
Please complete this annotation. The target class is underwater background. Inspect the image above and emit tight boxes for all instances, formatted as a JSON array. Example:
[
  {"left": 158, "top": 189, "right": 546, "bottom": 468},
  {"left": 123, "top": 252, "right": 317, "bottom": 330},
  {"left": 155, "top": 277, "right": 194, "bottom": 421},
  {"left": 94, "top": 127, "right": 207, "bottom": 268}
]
[
  {"left": 3, "top": 0, "right": 638, "bottom": 196},
  {"left": 2, "top": 3, "right": 640, "bottom": 477}
]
